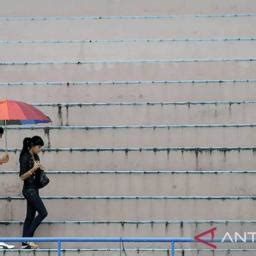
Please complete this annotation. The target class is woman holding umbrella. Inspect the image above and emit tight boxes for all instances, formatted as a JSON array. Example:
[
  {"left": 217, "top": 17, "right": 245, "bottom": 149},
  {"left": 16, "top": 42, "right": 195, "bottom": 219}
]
[{"left": 0, "top": 99, "right": 51, "bottom": 249}]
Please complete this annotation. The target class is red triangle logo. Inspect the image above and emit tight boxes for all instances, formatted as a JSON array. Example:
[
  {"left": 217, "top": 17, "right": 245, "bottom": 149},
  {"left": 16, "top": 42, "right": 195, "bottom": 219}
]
[{"left": 194, "top": 227, "right": 217, "bottom": 249}]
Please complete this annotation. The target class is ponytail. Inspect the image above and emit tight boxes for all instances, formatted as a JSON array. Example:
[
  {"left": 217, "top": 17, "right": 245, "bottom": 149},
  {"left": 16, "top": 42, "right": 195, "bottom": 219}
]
[{"left": 20, "top": 137, "right": 32, "bottom": 159}]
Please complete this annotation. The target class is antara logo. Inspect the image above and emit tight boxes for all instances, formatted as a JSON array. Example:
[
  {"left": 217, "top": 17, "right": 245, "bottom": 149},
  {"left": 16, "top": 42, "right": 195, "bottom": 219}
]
[
  {"left": 194, "top": 227, "right": 217, "bottom": 249},
  {"left": 194, "top": 227, "right": 256, "bottom": 249},
  {"left": 222, "top": 232, "right": 256, "bottom": 243}
]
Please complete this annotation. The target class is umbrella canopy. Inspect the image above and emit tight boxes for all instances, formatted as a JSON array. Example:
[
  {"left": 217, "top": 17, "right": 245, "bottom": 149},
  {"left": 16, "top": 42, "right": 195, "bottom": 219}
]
[
  {"left": 0, "top": 99, "right": 50, "bottom": 124},
  {"left": 0, "top": 99, "right": 51, "bottom": 150}
]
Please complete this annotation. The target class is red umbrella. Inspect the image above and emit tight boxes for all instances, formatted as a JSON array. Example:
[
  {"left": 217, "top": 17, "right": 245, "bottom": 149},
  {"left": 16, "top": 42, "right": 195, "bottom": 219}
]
[{"left": 0, "top": 99, "right": 51, "bottom": 150}]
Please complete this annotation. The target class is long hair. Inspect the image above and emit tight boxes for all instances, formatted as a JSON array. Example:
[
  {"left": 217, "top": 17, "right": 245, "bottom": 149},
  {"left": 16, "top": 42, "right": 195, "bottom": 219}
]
[{"left": 19, "top": 136, "right": 44, "bottom": 161}]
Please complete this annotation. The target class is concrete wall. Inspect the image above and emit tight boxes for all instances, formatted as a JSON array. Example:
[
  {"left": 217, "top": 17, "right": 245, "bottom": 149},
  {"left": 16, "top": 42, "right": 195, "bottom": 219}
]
[{"left": 0, "top": 0, "right": 255, "bottom": 254}]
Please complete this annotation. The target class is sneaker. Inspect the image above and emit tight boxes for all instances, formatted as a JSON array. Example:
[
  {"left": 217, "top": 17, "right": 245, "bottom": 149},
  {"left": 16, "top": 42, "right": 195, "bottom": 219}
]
[
  {"left": 0, "top": 242, "right": 15, "bottom": 249},
  {"left": 21, "top": 242, "right": 39, "bottom": 249}
]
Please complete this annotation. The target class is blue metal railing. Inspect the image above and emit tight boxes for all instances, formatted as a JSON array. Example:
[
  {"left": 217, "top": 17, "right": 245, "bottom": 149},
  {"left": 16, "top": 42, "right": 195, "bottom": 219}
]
[
  {"left": 0, "top": 237, "right": 183, "bottom": 256},
  {"left": 2, "top": 247, "right": 256, "bottom": 254},
  {"left": 0, "top": 236, "right": 255, "bottom": 256}
]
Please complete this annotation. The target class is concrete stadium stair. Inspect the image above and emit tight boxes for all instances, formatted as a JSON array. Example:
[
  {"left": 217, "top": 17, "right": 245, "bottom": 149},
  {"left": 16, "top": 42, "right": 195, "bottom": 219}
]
[
  {"left": 1, "top": 149, "right": 256, "bottom": 171},
  {"left": 1, "top": 0, "right": 256, "bottom": 255},
  {"left": 1, "top": 0, "right": 256, "bottom": 16},
  {"left": 0, "top": 171, "right": 255, "bottom": 196},
  {"left": 2, "top": 42, "right": 256, "bottom": 62},
  {"left": 1, "top": 62, "right": 256, "bottom": 81},
  {"left": 1, "top": 17, "right": 256, "bottom": 40},
  {"left": 1, "top": 197, "right": 256, "bottom": 220},
  {"left": 1, "top": 220, "right": 256, "bottom": 238},
  {"left": 1, "top": 220, "right": 256, "bottom": 252},
  {"left": 11, "top": 103, "right": 256, "bottom": 125},
  {"left": 2, "top": 124, "right": 256, "bottom": 148},
  {"left": 4, "top": 125, "right": 256, "bottom": 147},
  {"left": 1, "top": 41, "right": 256, "bottom": 61},
  {"left": 1, "top": 82, "right": 256, "bottom": 102}
]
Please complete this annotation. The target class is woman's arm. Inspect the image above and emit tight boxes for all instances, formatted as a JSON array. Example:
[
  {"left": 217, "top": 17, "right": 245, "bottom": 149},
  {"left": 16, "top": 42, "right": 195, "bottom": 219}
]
[
  {"left": 0, "top": 153, "right": 9, "bottom": 165},
  {"left": 20, "top": 161, "right": 40, "bottom": 181}
]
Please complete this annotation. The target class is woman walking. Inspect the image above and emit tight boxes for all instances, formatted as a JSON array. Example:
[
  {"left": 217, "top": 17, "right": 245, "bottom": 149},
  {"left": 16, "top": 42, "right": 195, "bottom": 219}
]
[{"left": 19, "top": 136, "right": 48, "bottom": 249}]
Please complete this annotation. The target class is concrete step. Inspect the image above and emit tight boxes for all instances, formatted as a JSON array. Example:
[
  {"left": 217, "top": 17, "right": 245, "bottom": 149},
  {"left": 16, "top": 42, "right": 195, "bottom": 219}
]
[
  {"left": 0, "top": 222, "right": 255, "bottom": 252},
  {"left": 5, "top": 125, "right": 256, "bottom": 148},
  {"left": 1, "top": 82, "right": 256, "bottom": 102},
  {"left": 1, "top": 61, "right": 256, "bottom": 82},
  {"left": 1, "top": 220, "right": 256, "bottom": 237},
  {"left": 0, "top": 171, "right": 254, "bottom": 196},
  {"left": 9, "top": 102, "right": 256, "bottom": 125},
  {"left": 1, "top": 0, "right": 256, "bottom": 16},
  {"left": 0, "top": 81, "right": 256, "bottom": 103},
  {"left": 2, "top": 41, "right": 256, "bottom": 61},
  {"left": 1, "top": 17, "right": 256, "bottom": 40},
  {"left": 1, "top": 149, "right": 256, "bottom": 171},
  {"left": 0, "top": 197, "right": 256, "bottom": 220}
]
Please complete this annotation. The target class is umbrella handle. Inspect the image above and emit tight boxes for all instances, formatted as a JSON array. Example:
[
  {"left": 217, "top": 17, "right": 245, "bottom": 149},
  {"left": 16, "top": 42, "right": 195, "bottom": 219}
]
[{"left": 4, "top": 120, "right": 7, "bottom": 152}]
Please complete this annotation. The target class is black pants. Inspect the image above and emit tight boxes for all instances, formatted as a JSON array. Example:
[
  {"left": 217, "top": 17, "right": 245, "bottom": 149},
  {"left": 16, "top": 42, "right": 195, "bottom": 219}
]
[{"left": 22, "top": 188, "right": 48, "bottom": 241}]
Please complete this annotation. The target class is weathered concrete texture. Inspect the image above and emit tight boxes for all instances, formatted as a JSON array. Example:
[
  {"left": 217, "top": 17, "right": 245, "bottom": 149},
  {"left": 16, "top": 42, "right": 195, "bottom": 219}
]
[
  {"left": 1, "top": 42, "right": 256, "bottom": 61},
  {"left": 1, "top": 83, "right": 256, "bottom": 102},
  {"left": 1, "top": 0, "right": 256, "bottom": 16},
  {"left": 15, "top": 103, "right": 256, "bottom": 125},
  {"left": 1, "top": 62, "right": 256, "bottom": 82},
  {"left": 0, "top": 172, "right": 254, "bottom": 196},
  {"left": 1, "top": 150, "right": 256, "bottom": 171},
  {"left": 0, "top": 0, "right": 255, "bottom": 253},
  {"left": 0, "top": 198, "right": 256, "bottom": 220},
  {"left": 1, "top": 18, "right": 256, "bottom": 40},
  {"left": 1, "top": 221, "right": 256, "bottom": 239},
  {"left": 3, "top": 126, "right": 256, "bottom": 148}
]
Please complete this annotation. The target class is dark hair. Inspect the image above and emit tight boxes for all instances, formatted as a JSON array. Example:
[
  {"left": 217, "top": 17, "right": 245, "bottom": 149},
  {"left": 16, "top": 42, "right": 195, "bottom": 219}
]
[
  {"left": 20, "top": 136, "right": 44, "bottom": 160},
  {"left": 0, "top": 127, "right": 4, "bottom": 135}
]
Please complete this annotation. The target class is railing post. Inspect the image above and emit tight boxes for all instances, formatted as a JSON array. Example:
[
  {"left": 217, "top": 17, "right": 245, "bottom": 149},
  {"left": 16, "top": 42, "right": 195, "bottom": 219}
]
[
  {"left": 170, "top": 241, "right": 175, "bottom": 256},
  {"left": 57, "top": 240, "right": 62, "bottom": 256}
]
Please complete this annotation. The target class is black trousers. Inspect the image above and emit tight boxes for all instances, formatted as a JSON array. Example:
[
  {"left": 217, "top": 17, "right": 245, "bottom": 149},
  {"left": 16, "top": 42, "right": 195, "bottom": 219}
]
[{"left": 22, "top": 188, "right": 48, "bottom": 241}]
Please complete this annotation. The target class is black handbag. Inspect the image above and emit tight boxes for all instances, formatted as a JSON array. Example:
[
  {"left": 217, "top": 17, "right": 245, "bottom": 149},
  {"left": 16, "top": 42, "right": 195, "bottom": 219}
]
[
  {"left": 31, "top": 154, "right": 50, "bottom": 189},
  {"left": 37, "top": 169, "right": 50, "bottom": 189}
]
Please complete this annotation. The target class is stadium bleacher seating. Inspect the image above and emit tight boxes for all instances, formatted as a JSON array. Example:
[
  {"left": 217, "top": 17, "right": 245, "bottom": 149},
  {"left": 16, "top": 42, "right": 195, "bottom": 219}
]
[{"left": 1, "top": 0, "right": 256, "bottom": 255}]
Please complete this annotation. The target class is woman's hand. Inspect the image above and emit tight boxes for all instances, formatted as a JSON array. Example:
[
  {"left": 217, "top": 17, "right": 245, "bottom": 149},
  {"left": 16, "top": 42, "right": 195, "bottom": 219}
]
[
  {"left": 39, "top": 163, "right": 46, "bottom": 171},
  {"left": 1, "top": 153, "right": 9, "bottom": 163},
  {"left": 32, "top": 161, "right": 41, "bottom": 172}
]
